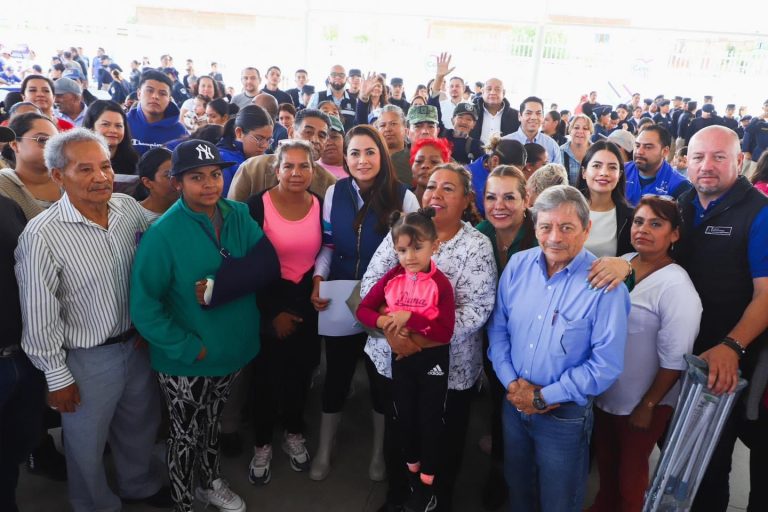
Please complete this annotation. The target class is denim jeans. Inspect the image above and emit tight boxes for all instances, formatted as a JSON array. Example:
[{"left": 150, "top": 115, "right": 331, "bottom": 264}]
[
  {"left": 0, "top": 352, "right": 46, "bottom": 512},
  {"left": 502, "top": 398, "right": 593, "bottom": 512}
]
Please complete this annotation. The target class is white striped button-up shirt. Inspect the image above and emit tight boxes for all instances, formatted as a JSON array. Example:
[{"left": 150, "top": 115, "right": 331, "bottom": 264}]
[{"left": 15, "top": 193, "right": 148, "bottom": 391}]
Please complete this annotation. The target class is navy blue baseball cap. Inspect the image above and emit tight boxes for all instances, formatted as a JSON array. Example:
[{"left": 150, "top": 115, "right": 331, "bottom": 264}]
[{"left": 170, "top": 139, "right": 236, "bottom": 177}]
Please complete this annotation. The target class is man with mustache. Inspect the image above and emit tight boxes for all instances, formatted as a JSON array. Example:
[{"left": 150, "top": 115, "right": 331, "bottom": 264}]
[
  {"left": 15, "top": 129, "right": 169, "bottom": 512},
  {"left": 624, "top": 125, "right": 692, "bottom": 206},
  {"left": 488, "top": 185, "right": 630, "bottom": 512}
]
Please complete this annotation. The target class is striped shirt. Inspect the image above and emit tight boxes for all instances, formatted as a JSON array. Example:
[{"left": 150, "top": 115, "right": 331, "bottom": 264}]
[{"left": 15, "top": 193, "right": 148, "bottom": 391}]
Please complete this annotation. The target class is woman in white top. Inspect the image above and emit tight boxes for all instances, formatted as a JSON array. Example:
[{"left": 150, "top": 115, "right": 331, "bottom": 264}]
[
  {"left": 589, "top": 196, "right": 702, "bottom": 512},
  {"left": 577, "top": 140, "right": 634, "bottom": 258}
]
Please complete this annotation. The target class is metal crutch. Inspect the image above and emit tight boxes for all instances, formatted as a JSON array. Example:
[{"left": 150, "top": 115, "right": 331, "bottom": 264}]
[{"left": 642, "top": 354, "right": 748, "bottom": 512}]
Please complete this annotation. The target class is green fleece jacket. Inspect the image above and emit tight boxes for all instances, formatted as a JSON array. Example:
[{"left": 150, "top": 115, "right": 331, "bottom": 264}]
[{"left": 130, "top": 197, "right": 262, "bottom": 376}]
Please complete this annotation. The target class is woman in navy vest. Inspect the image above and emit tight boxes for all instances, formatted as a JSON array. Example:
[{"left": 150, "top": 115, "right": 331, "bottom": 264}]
[{"left": 309, "top": 125, "right": 419, "bottom": 482}]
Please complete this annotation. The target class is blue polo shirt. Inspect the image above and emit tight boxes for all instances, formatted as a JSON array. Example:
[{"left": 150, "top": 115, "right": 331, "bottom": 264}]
[{"left": 692, "top": 191, "right": 768, "bottom": 278}]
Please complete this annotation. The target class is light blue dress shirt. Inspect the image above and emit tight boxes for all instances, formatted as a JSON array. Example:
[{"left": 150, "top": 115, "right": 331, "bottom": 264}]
[
  {"left": 503, "top": 128, "right": 563, "bottom": 165},
  {"left": 487, "top": 247, "right": 630, "bottom": 406}
]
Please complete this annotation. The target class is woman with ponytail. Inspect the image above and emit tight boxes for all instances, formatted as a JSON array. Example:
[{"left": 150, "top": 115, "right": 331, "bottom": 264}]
[{"left": 216, "top": 105, "right": 274, "bottom": 196}]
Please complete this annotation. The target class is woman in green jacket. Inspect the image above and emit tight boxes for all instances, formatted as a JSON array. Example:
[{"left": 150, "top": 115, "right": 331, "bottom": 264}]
[{"left": 130, "top": 139, "right": 271, "bottom": 512}]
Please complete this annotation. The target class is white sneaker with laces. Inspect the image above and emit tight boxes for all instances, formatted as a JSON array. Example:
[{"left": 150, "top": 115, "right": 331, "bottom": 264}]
[
  {"left": 282, "top": 432, "right": 310, "bottom": 472},
  {"left": 248, "top": 444, "right": 272, "bottom": 485},
  {"left": 194, "top": 478, "right": 245, "bottom": 512}
]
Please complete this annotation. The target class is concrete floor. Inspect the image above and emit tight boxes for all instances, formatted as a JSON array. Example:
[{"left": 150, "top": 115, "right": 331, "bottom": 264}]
[{"left": 16, "top": 359, "right": 751, "bottom": 512}]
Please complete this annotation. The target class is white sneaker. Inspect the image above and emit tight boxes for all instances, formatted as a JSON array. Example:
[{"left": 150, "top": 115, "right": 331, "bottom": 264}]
[
  {"left": 194, "top": 478, "right": 245, "bottom": 512},
  {"left": 248, "top": 445, "right": 272, "bottom": 485},
  {"left": 281, "top": 432, "right": 310, "bottom": 472}
]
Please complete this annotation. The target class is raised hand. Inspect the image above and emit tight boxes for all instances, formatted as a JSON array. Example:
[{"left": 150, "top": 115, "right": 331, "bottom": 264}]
[
  {"left": 435, "top": 52, "right": 456, "bottom": 78},
  {"left": 361, "top": 72, "right": 379, "bottom": 98}
]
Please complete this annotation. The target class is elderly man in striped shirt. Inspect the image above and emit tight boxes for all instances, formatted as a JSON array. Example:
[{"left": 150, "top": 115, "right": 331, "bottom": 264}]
[{"left": 14, "top": 128, "right": 170, "bottom": 512}]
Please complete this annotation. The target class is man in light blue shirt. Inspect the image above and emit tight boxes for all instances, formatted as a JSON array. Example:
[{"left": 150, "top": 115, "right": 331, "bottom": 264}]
[
  {"left": 488, "top": 184, "right": 630, "bottom": 512},
  {"left": 503, "top": 96, "right": 563, "bottom": 165}
]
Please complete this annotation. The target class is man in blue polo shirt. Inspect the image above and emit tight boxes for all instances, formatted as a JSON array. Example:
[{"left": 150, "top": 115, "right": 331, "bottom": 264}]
[
  {"left": 502, "top": 96, "right": 562, "bottom": 165},
  {"left": 624, "top": 125, "right": 692, "bottom": 205},
  {"left": 677, "top": 125, "right": 768, "bottom": 512}
]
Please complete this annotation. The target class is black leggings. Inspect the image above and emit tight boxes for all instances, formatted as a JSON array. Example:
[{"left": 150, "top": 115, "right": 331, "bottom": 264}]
[
  {"left": 321, "top": 332, "right": 386, "bottom": 414},
  {"left": 251, "top": 316, "right": 318, "bottom": 447},
  {"left": 391, "top": 345, "right": 449, "bottom": 476},
  {"left": 374, "top": 365, "right": 476, "bottom": 512}
]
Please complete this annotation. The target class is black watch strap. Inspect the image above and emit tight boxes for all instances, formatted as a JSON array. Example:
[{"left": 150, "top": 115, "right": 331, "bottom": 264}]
[
  {"left": 532, "top": 389, "right": 547, "bottom": 411},
  {"left": 720, "top": 337, "right": 746, "bottom": 358}
]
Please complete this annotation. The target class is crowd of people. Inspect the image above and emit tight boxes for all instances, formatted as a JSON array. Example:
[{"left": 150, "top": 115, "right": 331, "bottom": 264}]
[{"left": 1, "top": 46, "right": 767, "bottom": 512}]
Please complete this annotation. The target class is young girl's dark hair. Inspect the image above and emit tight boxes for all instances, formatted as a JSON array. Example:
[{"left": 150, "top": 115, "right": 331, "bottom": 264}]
[
  {"left": 208, "top": 97, "right": 235, "bottom": 118},
  {"left": 135, "top": 147, "right": 172, "bottom": 200},
  {"left": 389, "top": 207, "right": 438, "bottom": 245}
]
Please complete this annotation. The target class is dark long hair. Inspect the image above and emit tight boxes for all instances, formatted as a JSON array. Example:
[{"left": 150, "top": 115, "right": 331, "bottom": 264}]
[
  {"left": 196, "top": 75, "right": 222, "bottom": 99},
  {"left": 343, "top": 124, "right": 402, "bottom": 233},
  {"left": 576, "top": 140, "right": 628, "bottom": 207},
  {"left": 219, "top": 105, "right": 273, "bottom": 151},
  {"left": 3, "top": 112, "right": 57, "bottom": 165},
  {"left": 83, "top": 100, "right": 139, "bottom": 174},
  {"left": 750, "top": 151, "right": 768, "bottom": 186}
]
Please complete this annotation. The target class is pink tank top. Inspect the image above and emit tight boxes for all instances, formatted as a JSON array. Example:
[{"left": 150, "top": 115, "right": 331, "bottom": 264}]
[{"left": 262, "top": 192, "right": 322, "bottom": 284}]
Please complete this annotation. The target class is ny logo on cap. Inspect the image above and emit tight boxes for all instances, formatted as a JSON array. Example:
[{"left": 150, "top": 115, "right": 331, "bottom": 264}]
[{"left": 196, "top": 143, "right": 214, "bottom": 160}]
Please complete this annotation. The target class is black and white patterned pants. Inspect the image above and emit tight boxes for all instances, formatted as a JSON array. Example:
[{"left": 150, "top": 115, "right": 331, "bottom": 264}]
[{"left": 157, "top": 371, "right": 239, "bottom": 512}]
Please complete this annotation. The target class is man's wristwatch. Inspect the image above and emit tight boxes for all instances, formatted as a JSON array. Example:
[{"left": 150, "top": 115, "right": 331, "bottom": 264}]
[
  {"left": 720, "top": 337, "right": 746, "bottom": 359},
  {"left": 532, "top": 390, "right": 548, "bottom": 411}
]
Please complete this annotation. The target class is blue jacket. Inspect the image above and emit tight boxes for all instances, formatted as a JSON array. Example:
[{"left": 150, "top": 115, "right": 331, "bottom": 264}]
[
  {"left": 327, "top": 178, "right": 407, "bottom": 280},
  {"left": 624, "top": 159, "right": 690, "bottom": 206},
  {"left": 217, "top": 141, "right": 247, "bottom": 197},
  {"left": 127, "top": 102, "right": 187, "bottom": 156}
]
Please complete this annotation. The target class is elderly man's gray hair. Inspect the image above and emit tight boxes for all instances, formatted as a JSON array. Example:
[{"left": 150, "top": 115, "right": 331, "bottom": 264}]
[
  {"left": 44, "top": 128, "right": 110, "bottom": 172},
  {"left": 532, "top": 184, "right": 590, "bottom": 229},
  {"left": 377, "top": 104, "right": 405, "bottom": 124}
]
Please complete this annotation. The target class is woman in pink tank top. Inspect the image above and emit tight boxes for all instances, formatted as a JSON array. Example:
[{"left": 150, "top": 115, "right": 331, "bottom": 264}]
[{"left": 243, "top": 140, "right": 323, "bottom": 485}]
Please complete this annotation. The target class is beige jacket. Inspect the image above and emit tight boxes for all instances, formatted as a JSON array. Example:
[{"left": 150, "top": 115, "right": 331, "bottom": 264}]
[
  {"left": 0, "top": 169, "right": 47, "bottom": 221},
  {"left": 227, "top": 154, "right": 337, "bottom": 202}
]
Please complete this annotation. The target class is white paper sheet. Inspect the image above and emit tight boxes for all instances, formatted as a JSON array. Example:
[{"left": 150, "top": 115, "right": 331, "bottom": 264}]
[{"left": 318, "top": 280, "right": 364, "bottom": 337}]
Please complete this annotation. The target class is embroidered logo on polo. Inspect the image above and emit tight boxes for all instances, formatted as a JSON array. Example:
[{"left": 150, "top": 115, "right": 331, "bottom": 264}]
[
  {"left": 195, "top": 144, "right": 214, "bottom": 160},
  {"left": 704, "top": 226, "right": 733, "bottom": 236}
]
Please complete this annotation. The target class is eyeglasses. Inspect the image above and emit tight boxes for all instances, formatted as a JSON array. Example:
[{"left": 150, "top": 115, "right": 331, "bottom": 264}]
[
  {"left": 17, "top": 136, "right": 51, "bottom": 146},
  {"left": 329, "top": 72, "right": 346, "bottom": 78},
  {"left": 247, "top": 133, "right": 273, "bottom": 147}
]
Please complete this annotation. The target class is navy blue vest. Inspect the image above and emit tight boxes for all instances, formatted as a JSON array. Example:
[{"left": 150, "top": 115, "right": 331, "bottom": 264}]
[
  {"left": 329, "top": 178, "right": 407, "bottom": 280},
  {"left": 677, "top": 176, "right": 768, "bottom": 376}
]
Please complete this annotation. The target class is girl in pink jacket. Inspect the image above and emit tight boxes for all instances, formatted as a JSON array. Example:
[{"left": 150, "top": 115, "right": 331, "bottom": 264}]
[{"left": 357, "top": 207, "right": 455, "bottom": 512}]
